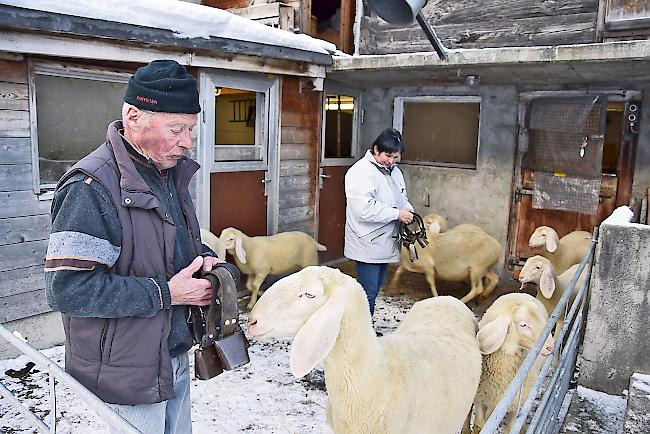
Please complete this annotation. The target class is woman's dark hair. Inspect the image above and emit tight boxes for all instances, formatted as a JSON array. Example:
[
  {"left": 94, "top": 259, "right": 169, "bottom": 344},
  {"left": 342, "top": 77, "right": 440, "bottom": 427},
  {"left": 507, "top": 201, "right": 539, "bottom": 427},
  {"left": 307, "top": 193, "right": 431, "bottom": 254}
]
[{"left": 371, "top": 128, "right": 404, "bottom": 154}]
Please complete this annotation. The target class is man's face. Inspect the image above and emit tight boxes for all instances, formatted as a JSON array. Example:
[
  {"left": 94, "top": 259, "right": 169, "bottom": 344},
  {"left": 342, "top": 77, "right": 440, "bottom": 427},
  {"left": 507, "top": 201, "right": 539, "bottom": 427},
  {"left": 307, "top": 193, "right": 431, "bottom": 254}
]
[{"left": 136, "top": 112, "right": 198, "bottom": 170}]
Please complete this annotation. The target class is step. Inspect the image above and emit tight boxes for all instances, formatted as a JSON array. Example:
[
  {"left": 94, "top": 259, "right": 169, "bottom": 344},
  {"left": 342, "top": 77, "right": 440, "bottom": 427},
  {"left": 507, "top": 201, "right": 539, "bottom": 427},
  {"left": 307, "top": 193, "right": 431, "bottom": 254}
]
[
  {"left": 558, "top": 386, "right": 626, "bottom": 433},
  {"left": 623, "top": 373, "right": 650, "bottom": 434}
]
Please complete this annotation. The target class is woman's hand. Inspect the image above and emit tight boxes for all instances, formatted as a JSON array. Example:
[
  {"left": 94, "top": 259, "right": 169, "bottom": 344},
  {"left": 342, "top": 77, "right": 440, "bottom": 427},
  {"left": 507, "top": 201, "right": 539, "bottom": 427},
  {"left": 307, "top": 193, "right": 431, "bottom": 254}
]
[{"left": 398, "top": 209, "right": 413, "bottom": 224}]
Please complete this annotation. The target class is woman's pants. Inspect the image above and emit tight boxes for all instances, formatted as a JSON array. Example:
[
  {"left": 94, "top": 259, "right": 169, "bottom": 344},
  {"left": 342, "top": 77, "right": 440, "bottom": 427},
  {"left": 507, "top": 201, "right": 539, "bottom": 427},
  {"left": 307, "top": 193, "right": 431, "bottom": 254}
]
[{"left": 355, "top": 261, "right": 388, "bottom": 315}]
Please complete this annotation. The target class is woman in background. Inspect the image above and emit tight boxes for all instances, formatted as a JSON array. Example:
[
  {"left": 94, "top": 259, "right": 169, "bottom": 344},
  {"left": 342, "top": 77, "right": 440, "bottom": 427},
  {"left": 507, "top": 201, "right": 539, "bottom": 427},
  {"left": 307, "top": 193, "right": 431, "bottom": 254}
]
[{"left": 344, "top": 128, "right": 414, "bottom": 316}]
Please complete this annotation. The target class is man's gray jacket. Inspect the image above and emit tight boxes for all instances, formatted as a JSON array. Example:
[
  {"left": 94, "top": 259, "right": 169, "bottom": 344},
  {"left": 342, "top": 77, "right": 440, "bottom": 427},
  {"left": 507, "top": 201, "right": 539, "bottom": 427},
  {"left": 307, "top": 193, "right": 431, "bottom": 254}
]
[{"left": 45, "top": 120, "right": 204, "bottom": 405}]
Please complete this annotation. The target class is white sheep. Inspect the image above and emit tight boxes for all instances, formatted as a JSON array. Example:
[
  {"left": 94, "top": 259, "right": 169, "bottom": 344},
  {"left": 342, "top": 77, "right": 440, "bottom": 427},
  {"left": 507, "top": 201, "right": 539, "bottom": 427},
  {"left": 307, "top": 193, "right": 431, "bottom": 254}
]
[
  {"left": 200, "top": 228, "right": 226, "bottom": 260},
  {"left": 248, "top": 266, "right": 482, "bottom": 434},
  {"left": 218, "top": 227, "right": 327, "bottom": 310},
  {"left": 518, "top": 255, "right": 588, "bottom": 336},
  {"left": 391, "top": 218, "right": 501, "bottom": 304},
  {"left": 465, "top": 293, "right": 554, "bottom": 434},
  {"left": 528, "top": 226, "right": 591, "bottom": 274}
]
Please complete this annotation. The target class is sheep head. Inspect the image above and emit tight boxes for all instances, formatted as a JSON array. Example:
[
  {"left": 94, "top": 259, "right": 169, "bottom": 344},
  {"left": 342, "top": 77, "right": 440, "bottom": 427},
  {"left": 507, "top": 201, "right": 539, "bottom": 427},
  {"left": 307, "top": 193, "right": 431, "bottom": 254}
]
[
  {"left": 218, "top": 227, "right": 247, "bottom": 264},
  {"left": 528, "top": 226, "right": 559, "bottom": 253},
  {"left": 477, "top": 293, "right": 553, "bottom": 356},
  {"left": 247, "top": 266, "right": 351, "bottom": 378},
  {"left": 519, "top": 256, "right": 556, "bottom": 299},
  {"left": 422, "top": 213, "right": 448, "bottom": 233}
]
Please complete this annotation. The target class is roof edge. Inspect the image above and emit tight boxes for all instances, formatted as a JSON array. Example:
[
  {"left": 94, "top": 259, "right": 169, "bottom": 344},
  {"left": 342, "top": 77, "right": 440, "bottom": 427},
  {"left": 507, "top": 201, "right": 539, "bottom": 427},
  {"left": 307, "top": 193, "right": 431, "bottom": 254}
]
[{"left": 0, "top": 4, "right": 332, "bottom": 67}]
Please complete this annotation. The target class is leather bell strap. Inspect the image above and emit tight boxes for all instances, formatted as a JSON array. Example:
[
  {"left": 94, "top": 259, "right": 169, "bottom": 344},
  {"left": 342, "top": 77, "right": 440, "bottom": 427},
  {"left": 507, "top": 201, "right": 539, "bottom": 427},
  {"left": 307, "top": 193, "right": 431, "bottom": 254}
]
[{"left": 201, "top": 263, "right": 241, "bottom": 347}]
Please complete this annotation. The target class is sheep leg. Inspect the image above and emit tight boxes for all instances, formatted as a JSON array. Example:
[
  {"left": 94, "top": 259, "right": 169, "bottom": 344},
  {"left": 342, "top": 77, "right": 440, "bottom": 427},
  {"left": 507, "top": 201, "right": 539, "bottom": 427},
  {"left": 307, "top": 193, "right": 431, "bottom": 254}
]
[
  {"left": 388, "top": 265, "right": 404, "bottom": 290},
  {"left": 461, "top": 410, "right": 472, "bottom": 434},
  {"left": 460, "top": 269, "right": 484, "bottom": 304},
  {"left": 479, "top": 271, "right": 500, "bottom": 300},
  {"left": 424, "top": 269, "right": 438, "bottom": 297},
  {"left": 246, "top": 274, "right": 268, "bottom": 311},
  {"left": 473, "top": 403, "right": 487, "bottom": 434}
]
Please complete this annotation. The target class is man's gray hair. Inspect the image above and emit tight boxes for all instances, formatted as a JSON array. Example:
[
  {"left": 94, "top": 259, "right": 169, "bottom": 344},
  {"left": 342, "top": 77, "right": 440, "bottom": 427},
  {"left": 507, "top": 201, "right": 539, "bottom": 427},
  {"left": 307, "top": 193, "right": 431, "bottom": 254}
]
[{"left": 121, "top": 102, "right": 155, "bottom": 123}]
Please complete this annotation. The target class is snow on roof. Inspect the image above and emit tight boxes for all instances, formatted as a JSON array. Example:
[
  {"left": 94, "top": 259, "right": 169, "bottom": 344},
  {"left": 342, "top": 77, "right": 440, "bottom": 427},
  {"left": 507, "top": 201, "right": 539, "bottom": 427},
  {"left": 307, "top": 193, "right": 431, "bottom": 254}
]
[{"left": 1, "top": 0, "right": 336, "bottom": 56}]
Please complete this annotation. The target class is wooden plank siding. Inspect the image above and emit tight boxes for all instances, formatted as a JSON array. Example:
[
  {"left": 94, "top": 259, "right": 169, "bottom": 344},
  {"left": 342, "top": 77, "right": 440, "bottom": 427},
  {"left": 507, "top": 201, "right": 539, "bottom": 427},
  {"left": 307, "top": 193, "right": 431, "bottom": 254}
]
[
  {"left": 277, "top": 76, "right": 321, "bottom": 236},
  {"left": 360, "top": 0, "right": 599, "bottom": 53},
  {"left": 0, "top": 59, "right": 53, "bottom": 322}
]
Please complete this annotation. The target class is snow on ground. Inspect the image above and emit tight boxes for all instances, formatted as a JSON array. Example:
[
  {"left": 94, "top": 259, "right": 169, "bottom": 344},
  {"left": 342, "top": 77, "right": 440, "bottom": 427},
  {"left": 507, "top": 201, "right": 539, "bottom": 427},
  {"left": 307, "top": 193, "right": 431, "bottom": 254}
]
[
  {"left": 560, "top": 386, "right": 627, "bottom": 434},
  {"left": 0, "top": 294, "right": 414, "bottom": 434}
]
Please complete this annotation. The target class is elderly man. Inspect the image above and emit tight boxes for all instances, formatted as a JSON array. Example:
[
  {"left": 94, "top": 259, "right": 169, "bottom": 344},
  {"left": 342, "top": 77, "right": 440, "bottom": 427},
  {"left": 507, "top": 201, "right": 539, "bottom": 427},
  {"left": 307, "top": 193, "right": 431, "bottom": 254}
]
[{"left": 45, "top": 60, "right": 219, "bottom": 434}]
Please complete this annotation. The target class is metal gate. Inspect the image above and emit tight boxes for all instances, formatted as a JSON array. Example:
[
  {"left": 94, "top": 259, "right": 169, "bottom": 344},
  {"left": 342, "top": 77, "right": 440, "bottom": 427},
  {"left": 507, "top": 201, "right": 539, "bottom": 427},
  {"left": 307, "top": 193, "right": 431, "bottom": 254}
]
[{"left": 480, "top": 230, "right": 598, "bottom": 434}]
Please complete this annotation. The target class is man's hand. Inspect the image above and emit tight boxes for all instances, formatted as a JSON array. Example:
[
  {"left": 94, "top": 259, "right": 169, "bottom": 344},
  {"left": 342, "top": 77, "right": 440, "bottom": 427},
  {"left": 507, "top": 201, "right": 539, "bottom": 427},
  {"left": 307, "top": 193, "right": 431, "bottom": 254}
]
[
  {"left": 398, "top": 209, "right": 414, "bottom": 224},
  {"left": 202, "top": 255, "right": 225, "bottom": 273},
  {"left": 168, "top": 256, "right": 212, "bottom": 306}
]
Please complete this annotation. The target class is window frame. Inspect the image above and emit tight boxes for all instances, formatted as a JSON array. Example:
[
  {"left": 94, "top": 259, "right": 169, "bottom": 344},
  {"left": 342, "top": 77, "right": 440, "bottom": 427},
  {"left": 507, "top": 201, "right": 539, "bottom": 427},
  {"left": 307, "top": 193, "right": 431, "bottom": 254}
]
[
  {"left": 199, "top": 70, "right": 277, "bottom": 173},
  {"left": 393, "top": 95, "right": 482, "bottom": 170},
  {"left": 28, "top": 61, "right": 131, "bottom": 196},
  {"left": 320, "top": 82, "right": 362, "bottom": 166}
]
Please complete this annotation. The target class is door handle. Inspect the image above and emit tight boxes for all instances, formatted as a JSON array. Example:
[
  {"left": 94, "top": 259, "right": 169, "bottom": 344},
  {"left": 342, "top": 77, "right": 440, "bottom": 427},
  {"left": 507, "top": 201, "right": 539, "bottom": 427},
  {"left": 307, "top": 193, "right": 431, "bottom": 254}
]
[
  {"left": 319, "top": 174, "right": 331, "bottom": 179},
  {"left": 261, "top": 178, "right": 271, "bottom": 184}
]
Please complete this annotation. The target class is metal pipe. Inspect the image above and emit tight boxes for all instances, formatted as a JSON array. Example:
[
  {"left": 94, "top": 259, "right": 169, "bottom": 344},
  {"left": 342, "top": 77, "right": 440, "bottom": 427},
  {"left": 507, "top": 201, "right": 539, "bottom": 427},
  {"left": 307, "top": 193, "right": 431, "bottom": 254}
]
[
  {"left": 512, "top": 270, "right": 591, "bottom": 432},
  {"left": 0, "top": 324, "right": 141, "bottom": 434},
  {"left": 415, "top": 11, "right": 447, "bottom": 60}
]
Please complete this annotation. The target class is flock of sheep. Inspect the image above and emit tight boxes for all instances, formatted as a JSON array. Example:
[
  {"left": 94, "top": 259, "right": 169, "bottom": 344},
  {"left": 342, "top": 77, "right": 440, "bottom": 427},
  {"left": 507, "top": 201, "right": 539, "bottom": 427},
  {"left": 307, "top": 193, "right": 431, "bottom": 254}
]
[{"left": 199, "top": 221, "right": 592, "bottom": 434}]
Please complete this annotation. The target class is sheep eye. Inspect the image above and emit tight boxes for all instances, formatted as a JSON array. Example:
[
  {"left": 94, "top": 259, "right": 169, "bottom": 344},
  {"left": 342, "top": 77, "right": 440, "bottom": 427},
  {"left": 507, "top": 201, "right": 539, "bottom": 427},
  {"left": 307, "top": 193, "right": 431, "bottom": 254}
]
[
  {"left": 519, "top": 321, "right": 528, "bottom": 328},
  {"left": 301, "top": 292, "right": 315, "bottom": 299}
]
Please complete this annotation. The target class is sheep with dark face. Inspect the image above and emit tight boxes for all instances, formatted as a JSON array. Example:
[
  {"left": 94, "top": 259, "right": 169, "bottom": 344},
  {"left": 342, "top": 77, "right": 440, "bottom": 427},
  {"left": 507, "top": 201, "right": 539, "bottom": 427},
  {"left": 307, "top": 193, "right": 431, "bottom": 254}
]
[{"left": 247, "top": 266, "right": 482, "bottom": 434}]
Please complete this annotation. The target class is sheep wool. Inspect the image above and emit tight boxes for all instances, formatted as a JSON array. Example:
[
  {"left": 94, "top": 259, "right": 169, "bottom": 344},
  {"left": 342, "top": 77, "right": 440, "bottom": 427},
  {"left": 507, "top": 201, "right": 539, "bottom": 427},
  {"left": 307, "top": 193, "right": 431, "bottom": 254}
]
[{"left": 248, "top": 266, "right": 482, "bottom": 434}]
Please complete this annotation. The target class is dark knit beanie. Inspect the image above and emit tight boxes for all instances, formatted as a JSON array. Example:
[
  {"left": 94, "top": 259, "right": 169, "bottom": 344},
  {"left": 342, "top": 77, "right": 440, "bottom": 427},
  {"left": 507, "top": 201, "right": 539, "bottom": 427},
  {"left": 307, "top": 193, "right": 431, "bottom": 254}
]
[{"left": 124, "top": 60, "right": 200, "bottom": 114}]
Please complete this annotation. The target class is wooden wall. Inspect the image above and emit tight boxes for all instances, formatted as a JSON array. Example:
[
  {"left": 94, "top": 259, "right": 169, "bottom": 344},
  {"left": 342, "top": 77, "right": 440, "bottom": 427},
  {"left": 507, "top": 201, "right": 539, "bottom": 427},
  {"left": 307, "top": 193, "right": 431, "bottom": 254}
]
[
  {"left": 0, "top": 59, "right": 52, "bottom": 323},
  {"left": 360, "top": 0, "right": 600, "bottom": 54},
  {"left": 277, "top": 76, "right": 321, "bottom": 236}
]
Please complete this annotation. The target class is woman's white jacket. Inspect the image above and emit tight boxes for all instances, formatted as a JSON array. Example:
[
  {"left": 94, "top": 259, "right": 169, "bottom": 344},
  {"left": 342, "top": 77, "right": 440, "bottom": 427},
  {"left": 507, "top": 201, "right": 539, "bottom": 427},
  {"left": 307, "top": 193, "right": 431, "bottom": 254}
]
[{"left": 344, "top": 150, "right": 413, "bottom": 263}]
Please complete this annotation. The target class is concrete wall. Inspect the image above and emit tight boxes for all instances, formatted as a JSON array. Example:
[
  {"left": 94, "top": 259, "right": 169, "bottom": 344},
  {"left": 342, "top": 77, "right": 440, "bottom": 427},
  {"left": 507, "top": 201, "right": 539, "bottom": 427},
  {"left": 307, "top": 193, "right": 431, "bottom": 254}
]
[
  {"left": 579, "top": 223, "right": 650, "bottom": 394},
  {"left": 0, "top": 312, "right": 65, "bottom": 359},
  {"left": 360, "top": 84, "right": 519, "bottom": 273}
]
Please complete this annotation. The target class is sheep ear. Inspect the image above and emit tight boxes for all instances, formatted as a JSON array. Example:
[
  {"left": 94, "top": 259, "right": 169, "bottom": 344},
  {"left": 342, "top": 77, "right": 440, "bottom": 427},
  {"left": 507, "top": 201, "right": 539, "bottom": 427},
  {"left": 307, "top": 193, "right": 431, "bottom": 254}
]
[
  {"left": 234, "top": 236, "right": 246, "bottom": 264},
  {"left": 539, "top": 264, "right": 556, "bottom": 298},
  {"left": 290, "top": 291, "right": 345, "bottom": 378},
  {"left": 545, "top": 232, "right": 558, "bottom": 253},
  {"left": 477, "top": 316, "right": 510, "bottom": 355},
  {"left": 428, "top": 221, "right": 441, "bottom": 234}
]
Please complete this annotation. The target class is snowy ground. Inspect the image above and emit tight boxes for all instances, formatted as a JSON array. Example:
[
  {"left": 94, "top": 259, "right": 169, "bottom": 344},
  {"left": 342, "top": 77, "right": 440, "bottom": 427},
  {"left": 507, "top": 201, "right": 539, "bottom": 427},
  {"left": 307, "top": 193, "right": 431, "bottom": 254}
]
[
  {"left": 0, "top": 290, "right": 630, "bottom": 434},
  {"left": 0, "top": 294, "right": 414, "bottom": 434}
]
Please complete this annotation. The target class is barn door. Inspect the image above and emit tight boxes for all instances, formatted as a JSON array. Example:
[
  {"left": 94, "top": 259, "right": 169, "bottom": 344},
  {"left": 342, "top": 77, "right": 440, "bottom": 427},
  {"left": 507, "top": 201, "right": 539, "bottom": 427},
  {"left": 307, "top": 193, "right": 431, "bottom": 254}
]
[
  {"left": 318, "top": 84, "right": 362, "bottom": 263},
  {"left": 197, "top": 70, "right": 280, "bottom": 238},
  {"left": 508, "top": 93, "right": 640, "bottom": 269}
]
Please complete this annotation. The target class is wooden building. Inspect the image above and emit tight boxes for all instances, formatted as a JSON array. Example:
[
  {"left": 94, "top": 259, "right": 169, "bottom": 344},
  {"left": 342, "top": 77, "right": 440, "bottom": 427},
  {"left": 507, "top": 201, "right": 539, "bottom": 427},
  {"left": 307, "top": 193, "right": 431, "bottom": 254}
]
[{"left": 0, "top": 0, "right": 332, "bottom": 356}]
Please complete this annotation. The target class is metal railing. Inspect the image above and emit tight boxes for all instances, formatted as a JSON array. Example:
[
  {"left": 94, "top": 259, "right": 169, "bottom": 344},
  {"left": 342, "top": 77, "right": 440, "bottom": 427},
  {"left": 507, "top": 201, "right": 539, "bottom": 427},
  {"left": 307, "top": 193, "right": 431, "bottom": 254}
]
[
  {"left": 0, "top": 324, "right": 141, "bottom": 433},
  {"left": 479, "top": 228, "right": 598, "bottom": 434}
]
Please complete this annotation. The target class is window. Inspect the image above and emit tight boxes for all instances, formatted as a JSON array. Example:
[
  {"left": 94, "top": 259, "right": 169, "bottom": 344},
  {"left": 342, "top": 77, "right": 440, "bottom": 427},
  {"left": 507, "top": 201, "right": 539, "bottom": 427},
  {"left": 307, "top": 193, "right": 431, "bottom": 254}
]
[
  {"left": 214, "top": 88, "right": 264, "bottom": 162},
  {"left": 321, "top": 86, "right": 361, "bottom": 164},
  {"left": 324, "top": 93, "right": 355, "bottom": 158},
  {"left": 394, "top": 96, "right": 481, "bottom": 169},
  {"left": 30, "top": 64, "right": 130, "bottom": 192}
]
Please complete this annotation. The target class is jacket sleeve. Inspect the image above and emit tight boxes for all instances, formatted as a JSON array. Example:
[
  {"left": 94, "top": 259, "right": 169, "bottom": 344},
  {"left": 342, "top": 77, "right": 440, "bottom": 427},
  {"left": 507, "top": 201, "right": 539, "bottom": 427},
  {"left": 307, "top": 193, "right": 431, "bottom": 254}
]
[
  {"left": 345, "top": 166, "right": 400, "bottom": 225},
  {"left": 44, "top": 174, "right": 172, "bottom": 318}
]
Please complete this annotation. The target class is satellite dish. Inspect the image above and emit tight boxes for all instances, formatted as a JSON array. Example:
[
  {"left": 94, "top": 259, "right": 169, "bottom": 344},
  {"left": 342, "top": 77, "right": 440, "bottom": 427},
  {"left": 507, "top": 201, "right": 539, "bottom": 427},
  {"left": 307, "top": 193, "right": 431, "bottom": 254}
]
[
  {"left": 365, "top": 0, "right": 427, "bottom": 25},
  {"left": 365, "top": 0, "right": 447, "bottom": 60}
]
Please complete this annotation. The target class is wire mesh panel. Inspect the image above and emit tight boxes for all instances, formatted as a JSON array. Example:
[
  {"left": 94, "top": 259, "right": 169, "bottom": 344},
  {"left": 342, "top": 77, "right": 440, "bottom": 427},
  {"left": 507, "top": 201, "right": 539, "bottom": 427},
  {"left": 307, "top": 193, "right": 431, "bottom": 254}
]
[
  {"left": 525, "top": 96, "right": 604, "bottom": 178},
  {"left": 532, "top": 172, "right": 601, "bottom": 214},
  {"left": 525, "top": 96, "right": 606, "bottom": 214}
]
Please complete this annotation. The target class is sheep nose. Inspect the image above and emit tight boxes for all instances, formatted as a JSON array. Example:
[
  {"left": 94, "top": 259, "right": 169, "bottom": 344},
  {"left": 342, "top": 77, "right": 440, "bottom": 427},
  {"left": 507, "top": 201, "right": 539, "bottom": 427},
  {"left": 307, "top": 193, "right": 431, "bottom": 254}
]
[{"left": 247, "top": 318, "right": 257, "bottom": 327}]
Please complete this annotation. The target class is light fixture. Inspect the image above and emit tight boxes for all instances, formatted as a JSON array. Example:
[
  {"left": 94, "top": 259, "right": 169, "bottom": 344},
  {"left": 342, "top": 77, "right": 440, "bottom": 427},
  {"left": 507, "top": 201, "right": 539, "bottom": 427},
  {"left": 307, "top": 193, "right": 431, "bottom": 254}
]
[{"left": 465, "top": 75, "right": 480, "bottom": 87}]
